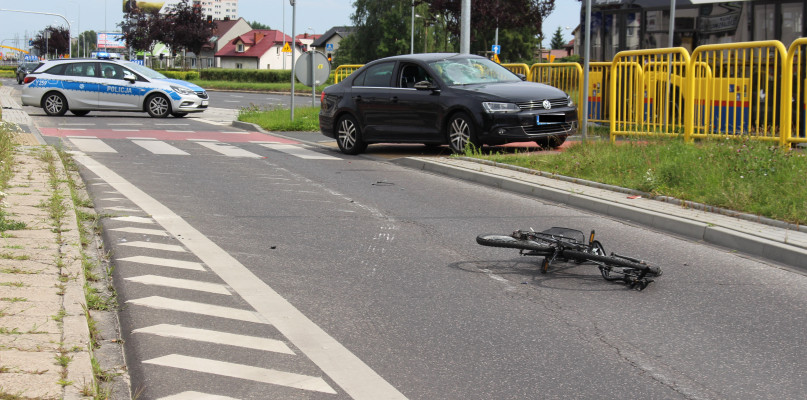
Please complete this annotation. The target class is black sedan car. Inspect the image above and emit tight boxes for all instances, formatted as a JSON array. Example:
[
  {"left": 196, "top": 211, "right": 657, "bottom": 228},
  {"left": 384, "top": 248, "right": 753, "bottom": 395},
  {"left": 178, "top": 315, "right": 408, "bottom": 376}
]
[
  {"left": 319, "top": 53, "right": 578, "bottom": 154},
  {"left": 16, "top": 62, "right": 41, "bottom": 85}
]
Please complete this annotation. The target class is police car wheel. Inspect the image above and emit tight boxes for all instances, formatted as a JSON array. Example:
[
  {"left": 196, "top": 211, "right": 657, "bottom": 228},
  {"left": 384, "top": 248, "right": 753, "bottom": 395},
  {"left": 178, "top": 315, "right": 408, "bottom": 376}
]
[
  {"left": 146, "top": 94, "right": 171, "bottom": 118},
  {"left": 43, "top": 93, "right": 68, "bottom": 116}
]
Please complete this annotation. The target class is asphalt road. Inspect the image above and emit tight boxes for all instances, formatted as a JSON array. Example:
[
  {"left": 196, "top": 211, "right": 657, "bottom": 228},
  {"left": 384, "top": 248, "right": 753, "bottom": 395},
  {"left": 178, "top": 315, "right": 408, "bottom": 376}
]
[{"left": 14, "top": 85, "right": 807, "bottom": 399}]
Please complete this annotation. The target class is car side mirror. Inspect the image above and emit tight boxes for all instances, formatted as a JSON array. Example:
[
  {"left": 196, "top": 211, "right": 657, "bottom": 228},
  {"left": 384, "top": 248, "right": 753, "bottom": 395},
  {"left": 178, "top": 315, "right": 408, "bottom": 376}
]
[
  {"left": 414, "top": 80, "right": 439, "bottom": 92},
  {"left": 516, "top": 73, "right": 527, "bottom": 81},
  {"left": 124, "top": 72, "right": 136, "bottom": 83}
]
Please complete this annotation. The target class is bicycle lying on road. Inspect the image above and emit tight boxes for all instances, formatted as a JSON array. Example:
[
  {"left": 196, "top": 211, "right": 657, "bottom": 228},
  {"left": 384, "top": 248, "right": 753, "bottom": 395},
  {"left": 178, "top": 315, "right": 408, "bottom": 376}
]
[{"left": 476, "top": 227, "right": 663, "bottom": 291}]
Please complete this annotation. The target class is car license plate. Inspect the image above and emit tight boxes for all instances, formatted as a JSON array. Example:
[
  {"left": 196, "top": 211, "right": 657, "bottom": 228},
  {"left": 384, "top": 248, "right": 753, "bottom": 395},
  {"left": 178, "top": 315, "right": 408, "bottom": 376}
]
[{"left": 202, "top": 100, "right": 209, "bottom": 106}]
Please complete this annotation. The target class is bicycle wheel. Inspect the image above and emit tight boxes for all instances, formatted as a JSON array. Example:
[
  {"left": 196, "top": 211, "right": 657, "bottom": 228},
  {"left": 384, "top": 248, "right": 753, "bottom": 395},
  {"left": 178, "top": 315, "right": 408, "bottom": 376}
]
[
  {"left": 562, "top": 250, "right": 662, "bottom": 277},
  {"left": 476, "top": 234, "right": 553, "bottom": 254}
]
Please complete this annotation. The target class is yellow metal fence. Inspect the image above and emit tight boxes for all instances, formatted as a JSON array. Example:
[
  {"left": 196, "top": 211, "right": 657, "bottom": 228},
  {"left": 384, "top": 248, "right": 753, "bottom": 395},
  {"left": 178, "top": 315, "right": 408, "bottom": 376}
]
[{"left": 333, "top": 64, "right": 363, "bottom": 84}]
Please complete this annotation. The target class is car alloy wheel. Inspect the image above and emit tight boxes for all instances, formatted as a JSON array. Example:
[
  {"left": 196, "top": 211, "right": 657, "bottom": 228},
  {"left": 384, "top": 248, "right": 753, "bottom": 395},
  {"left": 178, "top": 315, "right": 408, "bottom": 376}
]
[
  {"left": 146, "top": 94, "right": 170, "bottom": 118},
  {"left": 447, "top": 112, "right": 479, "bottom": 153},
  {"left": 43, "top": 93, "right": 68, "bottom": 116},
  {"left": 336, "top": 115, "right": 367, "bottom": 155}
]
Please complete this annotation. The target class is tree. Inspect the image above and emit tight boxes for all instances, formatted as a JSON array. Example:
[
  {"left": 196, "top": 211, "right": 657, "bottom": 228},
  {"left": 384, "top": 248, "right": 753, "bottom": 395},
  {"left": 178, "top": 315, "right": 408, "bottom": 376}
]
[
  {"left": 160, "top": 0, "right": 216, "bottom": 68},
  {"left": 120, "top": 6, "right": 162, "bottom": 58},
  {"left": 32, "top": 26, "right": 70, "bottom": 59},
  {"left": 549, "top": 26, "right": 565, "bottom": 49},
  {"left": 249, "top": 21, "right": 271, "bottom": 30},
  {"left": 71, "top": 30, "right": 97, "bottom": 58}
]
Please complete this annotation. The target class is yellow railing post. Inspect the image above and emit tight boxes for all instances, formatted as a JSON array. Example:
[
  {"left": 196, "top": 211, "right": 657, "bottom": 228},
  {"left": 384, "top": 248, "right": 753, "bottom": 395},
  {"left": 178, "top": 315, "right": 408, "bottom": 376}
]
[{"left": 333, "top": 64, "right": 364, "bottom": 84}]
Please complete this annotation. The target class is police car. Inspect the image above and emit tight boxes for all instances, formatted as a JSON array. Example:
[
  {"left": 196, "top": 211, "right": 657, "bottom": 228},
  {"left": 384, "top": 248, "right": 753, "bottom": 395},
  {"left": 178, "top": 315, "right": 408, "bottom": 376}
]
[{"left": 21, "top": 55, "right": 208, "bottom": 118}]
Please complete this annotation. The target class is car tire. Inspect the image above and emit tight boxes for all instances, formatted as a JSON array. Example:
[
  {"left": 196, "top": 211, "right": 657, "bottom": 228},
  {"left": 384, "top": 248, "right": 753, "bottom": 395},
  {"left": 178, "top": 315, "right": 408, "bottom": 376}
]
[
  {"left": 42, "top": 92, "right": 68, "bottom": 116},
  {"left": 146, "top": 94, "right": 171, "bottom": 118},
  {"left": 336, "top": 115, "right": 367, "bottom": 155},
  {"left": 447, "top": 112, "right": 480, "bottom": 153},
  {"left": 71, "top": 110, "right": 90, "bottom": 116},
  {"left": 171, "top": 112, "right": 188, "bottom": 118},
  {"left": 535, "top": 135, "right": 567, "bottom": 149}
]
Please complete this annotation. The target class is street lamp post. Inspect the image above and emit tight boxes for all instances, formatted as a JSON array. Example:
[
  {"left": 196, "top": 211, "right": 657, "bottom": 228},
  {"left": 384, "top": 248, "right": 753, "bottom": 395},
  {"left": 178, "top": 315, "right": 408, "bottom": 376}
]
[
  {"left": 410, "top": 0, "right": 415, "bottom": 54},
  {"left": 0, "top": 8, "right": 71, "bottom": 58}
]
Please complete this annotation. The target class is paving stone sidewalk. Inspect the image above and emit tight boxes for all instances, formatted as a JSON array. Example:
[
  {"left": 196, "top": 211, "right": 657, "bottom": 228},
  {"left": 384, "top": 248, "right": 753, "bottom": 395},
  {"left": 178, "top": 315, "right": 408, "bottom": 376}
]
[{"left": 0, "top": 145, "right": 94, "bottom": 399}]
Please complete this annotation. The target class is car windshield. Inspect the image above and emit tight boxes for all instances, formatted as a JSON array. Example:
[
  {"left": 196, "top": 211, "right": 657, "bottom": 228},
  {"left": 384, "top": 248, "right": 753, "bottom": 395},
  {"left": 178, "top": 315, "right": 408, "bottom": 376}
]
[
  {"left": 428, "top": 57, "right": 521, "bottom": 86},
  {"left": 22, "top": 62, "right": 39, "bottom": 70},
  {"left": 121, "top": 61, "right": 167, "bottom": 79}
]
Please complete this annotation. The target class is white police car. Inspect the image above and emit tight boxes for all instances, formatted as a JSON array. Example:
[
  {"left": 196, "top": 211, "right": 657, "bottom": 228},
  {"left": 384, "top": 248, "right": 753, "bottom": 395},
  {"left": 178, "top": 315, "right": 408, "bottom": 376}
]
[{"left": 21, "top": 56, "right": 208, "bottom": 118}]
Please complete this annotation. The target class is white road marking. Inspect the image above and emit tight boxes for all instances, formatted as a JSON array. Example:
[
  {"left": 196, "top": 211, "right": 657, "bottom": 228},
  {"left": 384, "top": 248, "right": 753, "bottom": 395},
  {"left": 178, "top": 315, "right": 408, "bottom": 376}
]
[
  {"left": 101, "top": 197, "right": 126, "bottom": 201},
  {"left": 195, "top": 119, "right": 229, "bottom": 126},
  {"left": 158, "top": 391, "right": 240, "bottom": 400},
  {"left": 260, "top": 143, "right": 340, "bottom": 160},
  {"left": 109, "top": 227, "right": 170, "bottom": 237},
  {"left": 109, "top": 123, "right": 141, "bottom": 126},
  {"left": 127, "top": 296, "right": 267, "bottom": 324},
  {"left": 125, "top": 275, "right": 231, "bottom": 295},
  {"left": 134, "top": 324, "right": 294, "bottom": 354},
  {"left": 132, "top": 139, "right": 190, "bottom": 155},
  {"left": 104, "top": 206, "right": 142, "bottom": 212},
  {"left": 194, "top": 141, "right": 263, "bottom": 158},
  {"left": 110, "top": 216, "right": 154, "bottom": 224},
  {"left": 117, "top": 256, "right": 204, "bottom": 271},
  {"left": 68, "top": 137, "right": 117, "bottom": 153},
  {"left": 72, "top": 153, "right": 408, "bottom": 399},
  {"left": 120, "top": 241, "right": 186, "bottom": 252},
  {"left": 144, "top": 355, "right": 336, "bottom": 394}
]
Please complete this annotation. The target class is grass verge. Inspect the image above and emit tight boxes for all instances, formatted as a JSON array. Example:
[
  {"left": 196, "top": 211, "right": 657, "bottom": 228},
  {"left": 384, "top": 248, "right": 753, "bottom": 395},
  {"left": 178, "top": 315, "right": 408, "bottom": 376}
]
[
  {"left": 238, "top": 105, "right": 320, "bottom": 132},
  {"left": 191, "top": 79, "right": 327, "bottom": 93},
  {"left": 469, "top": 137, "right": 807, "bottom": 225}
]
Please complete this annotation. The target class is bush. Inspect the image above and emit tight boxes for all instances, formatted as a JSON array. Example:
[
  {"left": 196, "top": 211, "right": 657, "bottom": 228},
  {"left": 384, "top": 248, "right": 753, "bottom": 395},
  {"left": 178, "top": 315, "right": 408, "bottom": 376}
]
[
  {"left": 199, "top": 68, "right": 293, "bottom": 83},
  {"left": 159, "top": 70, "right": 200, "bottom": 80}
]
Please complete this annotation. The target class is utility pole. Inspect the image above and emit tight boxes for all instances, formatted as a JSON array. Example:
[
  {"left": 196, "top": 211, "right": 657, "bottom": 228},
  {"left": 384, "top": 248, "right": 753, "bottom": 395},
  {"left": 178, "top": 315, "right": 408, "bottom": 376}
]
[{"left": 460, "top": 0, "right": 470, "bottom": 54}]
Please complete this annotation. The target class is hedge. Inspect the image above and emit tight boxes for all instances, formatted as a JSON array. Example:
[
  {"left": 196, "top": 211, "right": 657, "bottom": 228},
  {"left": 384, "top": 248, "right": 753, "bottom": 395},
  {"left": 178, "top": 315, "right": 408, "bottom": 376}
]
[
  {"left": 158, "top": 70, "right": 200, "bottom": 81},
  {"left": 198, "top": 68, "right": 293, "bottom": 83}
]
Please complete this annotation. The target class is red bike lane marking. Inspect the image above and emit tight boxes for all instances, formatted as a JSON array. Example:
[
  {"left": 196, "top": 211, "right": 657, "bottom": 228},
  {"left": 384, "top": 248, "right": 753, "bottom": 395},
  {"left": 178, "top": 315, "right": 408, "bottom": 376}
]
[{"left": 39, "top": 128, "right": 300, "bottom": 144}]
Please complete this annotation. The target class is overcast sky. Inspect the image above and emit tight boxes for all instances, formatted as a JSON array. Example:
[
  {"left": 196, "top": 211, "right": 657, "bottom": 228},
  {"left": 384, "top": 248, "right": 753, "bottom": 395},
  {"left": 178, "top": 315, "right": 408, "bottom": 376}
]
[{"left": 0, "top": 0, "right": 579, "bottom": 51}]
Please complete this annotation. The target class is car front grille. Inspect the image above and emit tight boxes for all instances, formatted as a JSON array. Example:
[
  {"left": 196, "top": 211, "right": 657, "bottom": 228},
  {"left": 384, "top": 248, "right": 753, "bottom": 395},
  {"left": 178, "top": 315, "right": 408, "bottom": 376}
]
[
  {"left": 517, "top": 98, "right": 569, "bottom": 111},
  {"left": 196, "top": 92, "right": 208, "bottom": 99},
  {"left": 521, "top": 122, "right": 576, "bottom": 135}
]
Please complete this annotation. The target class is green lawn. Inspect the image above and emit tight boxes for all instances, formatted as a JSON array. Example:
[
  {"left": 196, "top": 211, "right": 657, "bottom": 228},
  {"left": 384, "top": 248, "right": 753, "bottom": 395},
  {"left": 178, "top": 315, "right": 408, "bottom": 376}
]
[
  {"left": 471, "top": 138, "right": 807, "bottom": 225},
  {"left": 238, "top": 105, "right": 320, "bottom": 132}
]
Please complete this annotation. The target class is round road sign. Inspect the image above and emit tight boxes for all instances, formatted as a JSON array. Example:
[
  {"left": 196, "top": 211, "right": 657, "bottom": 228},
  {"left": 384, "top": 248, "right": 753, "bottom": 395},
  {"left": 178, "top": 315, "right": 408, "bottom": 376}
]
[{"left": 295, "top": 51, "right": 331, "bottom": 87}]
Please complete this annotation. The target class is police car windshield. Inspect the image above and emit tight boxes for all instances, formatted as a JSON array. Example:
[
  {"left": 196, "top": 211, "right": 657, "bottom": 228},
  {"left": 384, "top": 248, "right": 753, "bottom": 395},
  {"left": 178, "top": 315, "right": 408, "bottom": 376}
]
[{"left": 122, "top": 62, "right": 167, "bottom": 80}]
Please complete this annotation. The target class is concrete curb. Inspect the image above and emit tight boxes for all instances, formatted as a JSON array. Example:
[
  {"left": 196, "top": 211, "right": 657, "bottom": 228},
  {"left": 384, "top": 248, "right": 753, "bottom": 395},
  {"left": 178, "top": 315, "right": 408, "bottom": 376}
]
[{"left": 394, "top": 157, "right": 807, "bottom": 270}]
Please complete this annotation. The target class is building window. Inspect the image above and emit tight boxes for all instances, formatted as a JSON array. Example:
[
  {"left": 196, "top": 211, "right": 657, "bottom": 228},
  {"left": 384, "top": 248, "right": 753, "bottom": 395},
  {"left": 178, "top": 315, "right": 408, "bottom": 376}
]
[
  {"left": 236, "top": 43, "right": 244, "bottom": 52},
  {"left": 236, "top": 63, "right": 243, "bottom": 69}
]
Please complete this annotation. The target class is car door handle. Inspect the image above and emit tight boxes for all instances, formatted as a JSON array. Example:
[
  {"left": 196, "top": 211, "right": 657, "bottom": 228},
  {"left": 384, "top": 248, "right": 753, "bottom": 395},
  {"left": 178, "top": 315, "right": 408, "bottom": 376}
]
[
  {"left": 390, "top": 96, "right": 398, "bottom": 103},
  {"left": 352, "top": 95, "right": 362, "bottom": 102}
]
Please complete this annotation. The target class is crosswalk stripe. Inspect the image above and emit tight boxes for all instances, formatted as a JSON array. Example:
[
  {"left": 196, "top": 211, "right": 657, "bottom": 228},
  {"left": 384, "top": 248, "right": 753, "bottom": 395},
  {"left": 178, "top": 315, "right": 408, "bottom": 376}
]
[
  {"left": 109, "top": 227, "right": 170, "bottom": 237},
  {"left": 110, "top": 216, "right": 154, "bottom": 224},
  {"left": 125, "top": 275, "right": 231, "bottom": 295},
  {"left": 193, "top": 140, "right": 263, "bottom": 158},
  {"left": 143, "top": 354, "right": 336, "bottom": 394},
  {"left": 127, "top": 296, "right": 267, "bottom": 324},
  {"left": 120, "top": 241, "right": 186, "bottom": 252},
  {"left": 260, "top": 143, "right": 340, "bottom": 160},
  {"left": 158, "top": 391, "right": 240, "bottom": 400},
  {"left": 133, "top": 324, "right": 294, "bottom": 354},
  {"left": 103, "top": 206, "right": 142, "bottom": 213},
  {"left": 68, "top": 137, "right": 117, "bottom": 153},
  {"left": 133, "top": 139, "right": 190, "bottom": 155},
  {"left": 117, "top": 256, "right": 205, "bottom": 271}
]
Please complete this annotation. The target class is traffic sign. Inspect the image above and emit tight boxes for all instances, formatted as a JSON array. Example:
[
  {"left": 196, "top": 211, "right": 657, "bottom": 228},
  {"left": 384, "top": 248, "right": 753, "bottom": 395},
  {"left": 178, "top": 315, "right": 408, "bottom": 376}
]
[
  {"left": 325, "top": 43, "right": 334, "bottom": 52},
  {"left": 294, "top": 51, "right": 331, "bottom": 87},
  {"left": 492, "top": 45, "right": 501, "bottom": 55},
  {"left": 281, "top": 43, "right": 292, "bottom": 53}
]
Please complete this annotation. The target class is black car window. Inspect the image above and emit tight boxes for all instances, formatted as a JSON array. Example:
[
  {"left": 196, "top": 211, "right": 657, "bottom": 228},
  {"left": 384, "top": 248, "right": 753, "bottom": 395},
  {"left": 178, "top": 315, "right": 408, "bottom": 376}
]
[
  {"left": 44, "top": 64, "right": 67, "bottom": 75},
  {"left": 65, "top": 62, "right": 97, "bottom": 78},
  {"left": 353, "top": 62, "right": 395, "bottom": 88},
  {"left": 399, "top": 63, "right": 432, "bottom": 88}
]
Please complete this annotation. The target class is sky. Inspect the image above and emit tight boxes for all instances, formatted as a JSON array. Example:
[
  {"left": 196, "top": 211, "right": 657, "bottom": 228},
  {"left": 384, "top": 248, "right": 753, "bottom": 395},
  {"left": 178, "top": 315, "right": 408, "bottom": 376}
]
[{"left": 0, "top": 0, "right": 580, "bottom": 52}]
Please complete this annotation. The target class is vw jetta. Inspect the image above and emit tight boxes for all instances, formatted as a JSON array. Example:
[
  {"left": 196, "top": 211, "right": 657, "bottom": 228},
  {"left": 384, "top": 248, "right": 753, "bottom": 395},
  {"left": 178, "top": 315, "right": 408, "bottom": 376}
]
[{"left": 319, "top": 53, "right": 577, "bottom": 154}]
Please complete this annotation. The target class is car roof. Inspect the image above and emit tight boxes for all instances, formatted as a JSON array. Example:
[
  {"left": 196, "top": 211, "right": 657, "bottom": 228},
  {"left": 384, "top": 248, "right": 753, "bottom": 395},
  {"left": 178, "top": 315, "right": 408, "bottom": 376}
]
[{"left": 370, "top": 53, "right": 486, "bottom": 64}]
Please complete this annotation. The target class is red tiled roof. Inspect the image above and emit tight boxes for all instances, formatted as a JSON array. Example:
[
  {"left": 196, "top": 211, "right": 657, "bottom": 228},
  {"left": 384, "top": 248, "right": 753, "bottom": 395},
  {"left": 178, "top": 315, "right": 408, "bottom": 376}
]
[{"left": 215, "top": 29, "right": 302, "bottom": 58}]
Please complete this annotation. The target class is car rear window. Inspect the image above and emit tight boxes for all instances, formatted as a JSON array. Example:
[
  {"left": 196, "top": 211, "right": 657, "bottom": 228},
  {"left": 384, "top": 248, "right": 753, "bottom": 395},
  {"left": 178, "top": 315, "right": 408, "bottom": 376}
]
[{"left": 353, "top": 62, "right": 394, "bottom": 88}]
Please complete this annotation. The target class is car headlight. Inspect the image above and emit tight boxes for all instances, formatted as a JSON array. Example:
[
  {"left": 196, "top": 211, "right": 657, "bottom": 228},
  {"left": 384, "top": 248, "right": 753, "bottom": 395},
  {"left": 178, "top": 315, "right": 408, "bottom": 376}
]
[
  {"left": 482, "top": 102, "right": 520, "bottom": 113},
  {"left": 567, "top": 95, "right": 574, "bottom": 107},
  {"left": 171, "top": 85, "right": 196, "bottom": 96}
]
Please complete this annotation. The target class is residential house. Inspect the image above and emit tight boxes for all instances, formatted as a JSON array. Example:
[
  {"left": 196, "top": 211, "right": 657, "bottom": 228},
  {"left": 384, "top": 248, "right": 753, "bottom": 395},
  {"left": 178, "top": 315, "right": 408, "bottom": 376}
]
[
  {"left": 296, "top": 33, "right": 321, "bottom": 52},
  {"left": 311, "top": 26, "right": 355, "bottom": 56},
  {"left": 215, "top": 29, "right": 303, "bottom": 69},
  {"left": 182, "top": 17, "right": 251, "bottom": 68}
]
